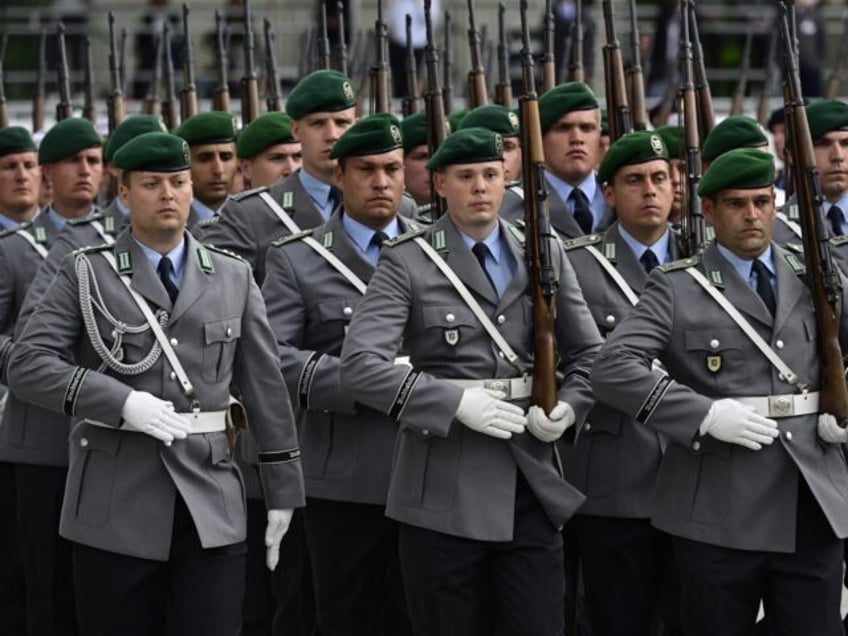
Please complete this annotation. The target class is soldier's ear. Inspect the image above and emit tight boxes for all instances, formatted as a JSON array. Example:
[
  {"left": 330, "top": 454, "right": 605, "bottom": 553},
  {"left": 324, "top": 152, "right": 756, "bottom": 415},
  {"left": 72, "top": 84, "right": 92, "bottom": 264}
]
[
  {"left": 602, "top": 182, "right": 615, "bottom": 208},
  {"left": 702, "top": 196, "right": 715, "bottom": 224},
  {"left": 433, "top": 170, "right": 446, "bottom": 198}
]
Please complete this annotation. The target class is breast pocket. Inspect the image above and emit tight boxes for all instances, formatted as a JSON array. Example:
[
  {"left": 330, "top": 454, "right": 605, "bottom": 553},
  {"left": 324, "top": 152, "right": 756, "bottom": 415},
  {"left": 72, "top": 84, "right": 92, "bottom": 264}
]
[
  {"left": 316, "top": 297, "right": 361, "bottom": 338},
  {"left": 202, "top": 318, "right": 241, "bottom": 383},
  {"left": 421, "top": 305, "right": 477, "bottom": 358},
  {"left": 683, "top": 327, "right": 747, "bottom": 391}
]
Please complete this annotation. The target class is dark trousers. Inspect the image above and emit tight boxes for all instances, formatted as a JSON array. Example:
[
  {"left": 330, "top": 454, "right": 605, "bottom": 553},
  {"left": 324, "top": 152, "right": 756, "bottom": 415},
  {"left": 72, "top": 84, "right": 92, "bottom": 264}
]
[
  {"left": 305, "top": 497, "right": 410, "bottom": 636},
  {"left": 674, "top": 480, "right": 843, "bottom": 636},
  {"left": 270, "top": 507, "right": 317, "bottom": 636},
  {"left": 15, "top": 463, "right": 78, "bottom": 636},
  {"left": 0, "top": 461, "right": 26, "bottom": 635},
  {"left": 398, "top": 475, "right": 564, "bottom": 636},
  {"left": 72, "top": 493, "right": 247, "bottom": 636},
  {"left": 242, "top": 497, "right": 275, "bottom": 636},
  {"left": 576, "top": 515, "right": 682, "bottom": 636}
]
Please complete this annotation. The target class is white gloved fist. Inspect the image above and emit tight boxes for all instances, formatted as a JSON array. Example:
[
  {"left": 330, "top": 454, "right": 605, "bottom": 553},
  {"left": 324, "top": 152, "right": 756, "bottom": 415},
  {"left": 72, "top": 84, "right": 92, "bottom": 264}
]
[
  {"left": 265, "top": 508, "right": 294, "bottom": 571},
  {"left": 818, "top": 413, "right": 848, "bottom": 444},
  {"left": 455, "top": 388, "right": 526, "bottom": 439},
  {"left": 120, "top": 390, "right": 192, "bottom": 445},
  {"left": 527, "top": 402, "right": 575, "bottom": 443},
  {"left": 699, "top": 398, "right": 779, "bottom": 451}
]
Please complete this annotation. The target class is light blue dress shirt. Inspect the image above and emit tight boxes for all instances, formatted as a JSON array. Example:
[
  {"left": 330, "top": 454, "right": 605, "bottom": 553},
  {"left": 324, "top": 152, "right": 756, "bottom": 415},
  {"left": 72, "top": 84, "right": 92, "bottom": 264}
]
[
  {"left": 341, "top": 213, "right": 402, "bottom": 267},
  {"left": 0, "top": 213, "right": 20, "bottom": 231},
  {"left": 191, "top": 199, "right": 221, "bottom": 222},
  {"left": 458, "top": 223, "right": 516, "bottom": 298},
  {"left": 134, "top": 237, "right": 187, "bottom": 290},
  {"left": 618, "top": 225, "right": 673, "bottom": 266},
  {"left": 717, "top": 243, "right": 776, "bottom": 295},
  {"left": 545, "top": 171, "right": 606, "bottom": 231},
  {"left": 299, "top": 168, "right": 336, "bottom": 221}
]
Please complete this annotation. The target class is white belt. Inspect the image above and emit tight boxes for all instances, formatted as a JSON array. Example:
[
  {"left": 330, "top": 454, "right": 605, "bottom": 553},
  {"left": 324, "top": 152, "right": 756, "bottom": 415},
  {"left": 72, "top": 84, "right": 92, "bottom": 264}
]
[
  {"left": 85, "top": 410, "right": 228, "bottom": 434},
  {"left": 441, "top": 377, "right": 532, "bottom": 400},
  {"left": 733, "top": 392, "right": 820, "bottom": 419}
]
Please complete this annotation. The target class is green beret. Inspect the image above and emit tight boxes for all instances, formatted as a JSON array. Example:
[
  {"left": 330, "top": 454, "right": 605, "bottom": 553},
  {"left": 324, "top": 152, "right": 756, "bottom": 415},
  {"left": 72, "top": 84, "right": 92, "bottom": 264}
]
[
  {"left": 285, "top": 70, "right": 356, "bottom": 120},
  {"left": 701, "top": 116, "right": 767, "bottom": 162},
  {"left": 38, "top": 118, "right": 101, "bottom": 164},
  {"left": 330, "top": 113, "right": 403, "bottom": 160},
  {"left": 538, "top": 82, "right": 599, "bottom": 134},
  {"left": 447, "top": 110, "right": 469, "bottom": 134},
  {"left": 237, "top": 112, "right": 297, "bottom": 159},
  {"left": 598, "top": 130, "right": 669, "bottom": 184},
  {"left": 427, "top": 127, "right": 503, "bottom": 171},
  {"left": 698, "top": 148, "right": 775, "bottom": 199},
  {"left": 0, "top": 126, "right": 36, "bottom": 158},
  {"left": 654, "top": 125, "right": 682, "bottom": 157},
  {"left": 600, "top": 109, "right": 609, "bottom": 136},
  {"left": 806, "top": 99, "right": 848, "bottom": 141},
  {"left": 112, "top": 132, "right": 191, "bottom": 173},
  {"left": 401, "top": 112, "right": 428, "bottom": 151},
  {"left": 458, "top": 104, "right": 520, "bottom": 137},
  {"left": 175, "top": 111, "right": 237, "bottom": 146},
  {"left": 104, "top": 115, "right": 167, "bottom": 163}
]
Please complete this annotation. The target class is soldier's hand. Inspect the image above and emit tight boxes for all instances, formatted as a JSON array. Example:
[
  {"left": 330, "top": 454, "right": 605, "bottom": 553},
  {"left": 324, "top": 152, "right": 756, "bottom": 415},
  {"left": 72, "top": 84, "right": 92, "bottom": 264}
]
[
  {"left": 120, "top": 391, "right": 192, "bottom": 445},
  {"left": 455, "top": 388, "right": 526, "bottom": 439},
  {"left": 265, "top": 508, "right": 294, "bottom": 571},
  {"left": 818, "top": 413, "right": 848, "bottom": 444},
  {"left": 699, "top": 399, "right": 779, "bottom": 451},
  {"left": 527, "top": 402, "right": 575, "bottom": 443}
]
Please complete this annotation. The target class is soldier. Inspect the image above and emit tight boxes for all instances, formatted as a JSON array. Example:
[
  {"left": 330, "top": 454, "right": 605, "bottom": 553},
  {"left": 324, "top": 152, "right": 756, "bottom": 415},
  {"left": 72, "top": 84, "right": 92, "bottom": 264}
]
[
  {"left": 339, "top": 127, "right": 602, "bottom": 635},
  {"left": 654, "top": 125, "right": 684, "bottom": 226},
  {"left": 174, "top": 111, "right": 239, "bottom": 224},
  {"left": 591, "top": 148, "right": 848, "bottom": 635},
  {"left": 401, "top": 112, "right": 431, "bottom": 207},
  {"left": 7, "top": 131, "right": 305, "bottom": 635},
  {"left": 700, "top": 116, "right": 769, "bottom": 170},
  {"left": 263, "top": 113, "right": 415, "bottom": 635},
  {"left": 0, "top": 127, "right": 40, "bottom": 229},
  {"left": 236, "top": 112, "right": 302, "bottom": 190},
  {"left": 458, "top": 104, "right": 522, "bottom": 183},
  {"left": 560, "top": 130, "right": 683, "bottom": 635}
]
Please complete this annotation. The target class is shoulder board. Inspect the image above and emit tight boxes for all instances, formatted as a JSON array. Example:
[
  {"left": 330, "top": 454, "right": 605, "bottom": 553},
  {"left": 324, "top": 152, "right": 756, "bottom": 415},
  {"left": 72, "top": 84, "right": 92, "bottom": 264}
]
[
  {"left": 657, "top": 255, "right": 701, "bottom": 273},
  {"left": 195, "top": 215, "right": 219, "bottom": 228},
  {"left": 784, "top": 242, "right": 805, "bottom": 254},
  {"left": 561, "top": 233, "right": 603, "bottom": 251},
  {"left": 830, "top": 235, "right": 848, "bottom": 247},
  {"left": 71, "top": 243, "right": 114, "bottom": 257},
  {"left": 783, "top": 251, "right": 806, "bottom": 275},
  {"left": 232, "top": 185, "right": 269, "bottom": 202},
  {"left": 203, "top": 244, "right": 245, "bottom": 262},
  {"left": 505, "top": 179, "right": 522, "bottom": 188},
  {"left": 384, "top": 227, "right": 427, "bottom": 248},
  {"left": 505, "top": 222, "right": 525, "bottom": 245},
  {"left": 68, "top": 211, "right": 105, "bottom": 226},
  {"left": 271, "top": 229, "right": 312, "bottom": 248}
]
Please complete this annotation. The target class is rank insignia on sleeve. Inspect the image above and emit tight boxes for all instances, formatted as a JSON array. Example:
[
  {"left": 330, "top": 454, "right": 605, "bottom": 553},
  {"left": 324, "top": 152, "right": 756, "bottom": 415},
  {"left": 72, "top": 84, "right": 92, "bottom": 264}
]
[
  {"left": 444, "top": 328, "right": 459, "bottom": 346},
  {"left": 706, "top": 354, "right": 722, "bottom": 373}
]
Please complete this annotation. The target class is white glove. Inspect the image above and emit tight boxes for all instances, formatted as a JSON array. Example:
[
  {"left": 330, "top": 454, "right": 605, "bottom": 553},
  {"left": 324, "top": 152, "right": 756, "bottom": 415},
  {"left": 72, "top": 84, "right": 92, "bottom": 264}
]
[
  {"left": 265, "top": 508, "right": 294, "bottom": 571},
  {"left": 455, "top": 388, "right": 526, "bottom": 439},
  {"left": 818, "top": 413, "right": 848, "bottom": 444},
  {"left": 120, "top": 391, "right": 192, "bottom": 446},
  {"left": 527, "top": 402, "right": 575, "bottom": 443},
  {"left": 699, "top": 398, "right": 779, "bottom": 451}
]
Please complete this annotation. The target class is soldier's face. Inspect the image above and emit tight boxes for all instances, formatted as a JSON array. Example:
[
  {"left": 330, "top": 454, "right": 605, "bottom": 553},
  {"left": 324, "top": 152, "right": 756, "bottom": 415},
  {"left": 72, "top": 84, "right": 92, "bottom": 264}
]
[
  {"left": 189, "top": 143, "right": 237, "bottom": 210},
  {"left": 435, "top": 161, "right": 505, "bottom": 237},
  {"left": 121, "top": 169, "right": 192, "bottom": 240},
  {"left": 703, "top": 186, "right": 775, "bottom": 259},
  {"left": 292, "top": 108, "right": 357, "bottom": 178},
  {"left": 502, "top": 137, "right": 522, "bottom": 182},
  {"left": 542, "top": 109, "right": 601, "bottom": 185},
  {"left": 604, "top": 160, "right": 672, "bottom": 238},
  {"left": 403, "top": 144, "right": 431, "bottom": 206},
  {"left": 42, "top": 148, "right": 102, "bottom": 213},
  {"left": 0, "top": 151, "right": 40, "bottom": 218},
  {"left": 813, "top": 130, "right": 848, "bottom": 202},
  {"left": 244, "top": 142, "right": 302, "bottom": 188},
  {"left": 668, "top": 158, "right": 684, "bottom": 222},
  {"left": 334, "top": 149, "right": 405, "bottom": 229}
]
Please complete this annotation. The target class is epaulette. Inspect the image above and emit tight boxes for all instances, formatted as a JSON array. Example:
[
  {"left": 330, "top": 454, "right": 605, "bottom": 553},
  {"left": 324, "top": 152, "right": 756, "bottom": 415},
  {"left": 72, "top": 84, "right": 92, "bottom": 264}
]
[
  {"left": 203, "top": 244, "right": 246, "bottom": 262},
  {"left": 232, "top": 186, "right": 269, "bottom": 202},
  {"left": 71, "top": 243, "right": 114, "bottom": 257},
  {"left": 68, "top": 211, "right": 105, "bottom": 225},
  {"left": 783, "top": 251, "right": 806, "bottom": 275},
  {"left": 830, "top": 235, "right": 848, "bottom": 247},
  {"left": 271, "top": 229, "right": 312, "bottom": 248},
  {"left": 505, "top": 222, "right": 525, "bottom": 246},
  {"left": 195, "top": 215, "right": 219, "bottom": 228},
  {"left": 384, "top": 227, "right": 427, "bottom": 248},
  {"left": 657, "top": 255, "right": 700, "bottom": 273},
  {"left": 561, "top": 233, "right": 603, "bottom": 251},
  {"left": 784, "top": 242, "right": 805, "bottom": 254},
  {"left": 505, "top": 179, "right": 522, "bottom": 188}
]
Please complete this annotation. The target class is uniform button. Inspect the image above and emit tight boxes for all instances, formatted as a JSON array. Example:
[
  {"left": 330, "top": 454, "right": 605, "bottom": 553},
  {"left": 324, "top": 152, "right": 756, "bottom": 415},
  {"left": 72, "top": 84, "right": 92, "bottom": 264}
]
[
  {"left": 170, "top": 371, "right": 177, "bottom": 381},
  {"left": 446, "top": 313, "right": 455, "bottom": 323},
  {"left": 80, "top": 437, "right": 89, "bottom": 448},
  {"left": 343, "top": 306, "right": 353, "bottom": 317},
  {"left": 778, "top": 373, "right": 785, "bottom": 382},
  {"left": 605, "top": 315, "right": 615, "bottom": 325},
  {"left": 497, "top": 315, "right": 506, "bottom": 324},
  {"left": 692, "top": 440, "right": 701, "bottom": 451},
  {"left": 786, "top": 431, "right": 793, "bottom": 441},
  {"left": 422, "top": 429, "right": 430, "bottom": 436},
  {"left": 110, "top": 329, "right": 117, "bottom": 338},
  {"left": 709, "top": 339, "right": 720, "bottom": 350},
  {"left": 585, "top": 423, "right": 592, "bottom": 431},
  {"left": 775, "top": 340, "right": 784, "bottom": 350},
  {"left": 169, "top": 338, "right": 178, "bottom": 346},
  {"left": 499, "top": 352, "right": 505, "bottom": 358},
  {"left": 226, "top": 327, "right": 232, "bottom": 337}
]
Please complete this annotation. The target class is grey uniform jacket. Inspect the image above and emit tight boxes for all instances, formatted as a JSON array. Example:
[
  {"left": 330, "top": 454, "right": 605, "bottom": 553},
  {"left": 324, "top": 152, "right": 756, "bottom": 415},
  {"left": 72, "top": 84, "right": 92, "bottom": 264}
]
[
  {"left": 591, "top": 241, "right": 848, "bottom": 552},
  {"left": 262, "top": 211, "right": 418, "bottom": 505},
  {"left": 339, "top": 215, "right": 602, "bottom": 541},
  {"left": 560, "top": 223, "right": 681, "bottom": 518},
  {"left": 7, "top": 230, "right": 305, "bottom": 560}
]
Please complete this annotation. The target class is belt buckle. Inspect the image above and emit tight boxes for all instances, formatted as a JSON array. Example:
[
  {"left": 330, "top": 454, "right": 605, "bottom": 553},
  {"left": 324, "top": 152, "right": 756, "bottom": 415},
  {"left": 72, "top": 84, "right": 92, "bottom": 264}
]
[
  {"left": 484, "top": 379, "right": 511, "bottom": 399},
  {"left": 768, "top": 395, "right": 794, "bottom": 418}
]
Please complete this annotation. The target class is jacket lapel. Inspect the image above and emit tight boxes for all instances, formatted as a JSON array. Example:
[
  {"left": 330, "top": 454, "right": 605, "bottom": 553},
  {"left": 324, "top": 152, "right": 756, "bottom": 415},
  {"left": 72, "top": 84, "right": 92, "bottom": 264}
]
[
  {"left": 323, "top": 212, "right": 375, "bottom": 285},
  {"left": 118, "top": 232, "right": 173, "bottom": 311},
  {"left": 169, "top": 233, "right": 212, "bottom": 324},
  {"left": 285, "top": 171, "right": 327, "bottom": 229},
  {"left": 441, "top": 217, "right": 500, "bottom": 306},
  {"left": 606, "top": 224, "right": 649, "bottom": 291},
  {"left": 703, "top": 243, "right": 773, "bottom": 327}
]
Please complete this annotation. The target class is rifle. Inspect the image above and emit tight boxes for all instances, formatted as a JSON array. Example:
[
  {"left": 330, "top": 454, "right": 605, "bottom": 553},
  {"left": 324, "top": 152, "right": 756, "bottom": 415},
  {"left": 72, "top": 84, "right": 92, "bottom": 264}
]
[
  {"left": 519, "top": 0, "right": 559, "bottom": 412},
  {"left": 402, "top": 14, "right": 421, "bottom": 116},
  {"left": 369, "top": 0, "right": 391, "bottom": 114},
  {"left": 241, "top": 0, "right": 260, "bottom": 125},
  {"left": 779, "top": 0, "right": 848, "bottom": 427},
  {"left": 161, "top": 21, "right": 179, "bottom": 130},
  {"left": 568, "top": 0, "right": 584, "bottom": 83},
  {"left": 627, "top": 0, "right": 648, "bottom": 130},
  {"left": 299, "top": 28, "right": 315, "bottom": 77},
  {"left": 467, "top": 0, "right": 489, "bottom": 107},
  {"left": 212, "top": 11, "right": 230, "bottom": 112},
  {"left": 32, "top": 28, "right": 46, "bottom": 132},
  {"left": 318, "top": 2, "right": 331, "bottom": 70},
  {"left": 180, "top": 4, "right": 198, "bottom": 121},
  {"left": 688, "top": 2, "right": 714, "bottom": 140},
  {"left": 601, "top": 0, "right": 632, "bottom": 142},
  {"left": 542, "top": 0, "right": 556, "bottom": 93},
  {"left": 424, "top": 0, "right": 448, "bottom": 220},
  {"left": 264, "top": 19, "right": 282, "bottom": 112},
  {"left": 679, "top": 0, "right": 704, "bottom": 258},
  {"left": 119, "top": 27, "right": 128, "bottom": 94},
  {"left": 56, "top": 24, "right": 73, "bottom": 121},
  {"left": 142, "top": 32, "right": 163, "bottom": 116},
  {"left": 82, "top": 36, "right": 96, "bottom": 125},
  {"left": 495, "top": 3, "right": 513, "bottom": 108},
  {"left": 824, "top": 12, "right": 848, "bottom": 100},
  {"left": 443, "top": 10, "right": 453, "bottom": 114},
  {"left": 337, "top": 2, "right": 349, "bottom": 75},
  {"left": 0, "top": 34, "right": 6, "bottom": 129},
  {"left": 756, "top": 24, "right": 778, "bottom": 127},
  {"left": 729, "top": 26, "right": 753, "bottom": 117}
]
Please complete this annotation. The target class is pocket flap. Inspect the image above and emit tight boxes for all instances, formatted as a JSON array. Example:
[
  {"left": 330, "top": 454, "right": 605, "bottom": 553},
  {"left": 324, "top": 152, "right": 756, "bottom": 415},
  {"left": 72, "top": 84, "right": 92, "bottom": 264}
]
[{"left": 204, "top": 318, "right": 242, "bottom": 345}]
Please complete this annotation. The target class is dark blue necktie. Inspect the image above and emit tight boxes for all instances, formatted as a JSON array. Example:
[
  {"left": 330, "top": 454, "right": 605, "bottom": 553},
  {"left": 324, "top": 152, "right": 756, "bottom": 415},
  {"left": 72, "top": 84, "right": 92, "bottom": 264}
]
[
  {"left": 157, "top": 256, "right": 179, "bottom": 305},
  {"left": 752, "top": 259, "right": 776, "bottom": 317},
  {"left": 569, "top": 188, "right": 593, "bottom": 234},
  {"left": 640, "top": 250, "right": 659, "bottom": 274},
  {"left": 472, "top": 242, "right": 498, "bottom": 295},
  {"left": 828, "top": 205, "right": 844, "bottom": 237}
]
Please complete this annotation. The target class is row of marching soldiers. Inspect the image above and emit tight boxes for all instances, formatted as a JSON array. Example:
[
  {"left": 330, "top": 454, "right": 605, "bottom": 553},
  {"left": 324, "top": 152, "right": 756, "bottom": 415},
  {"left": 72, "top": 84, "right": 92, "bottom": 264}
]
[{"left": 4, "top": 2, "right": 848, "bottom": 636}]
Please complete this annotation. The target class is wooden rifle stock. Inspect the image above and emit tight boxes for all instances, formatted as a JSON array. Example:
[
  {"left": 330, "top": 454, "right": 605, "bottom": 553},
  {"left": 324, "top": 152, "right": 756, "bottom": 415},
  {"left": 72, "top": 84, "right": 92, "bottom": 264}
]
[
  {"left": 688, "top": 3, "right": 714, "bottom": 139},
  {"left": 495, "top": 3, "right": 513, "bottom": 108},
  {"left": 107, "top": 12, "right": 125, "bottom": 135},
  {"left": 161, "top": 22, "right": 179, "bottom": 130},
  {"left": 180, "top": 4, "right": 198, "bottom": 121},
  {"left": 568, "top": 0, "right": 585, "bottom": 83},
  {"left": 337, "top": 2, "right": 349, "bottom": 76},
  {"left": 56, "top": 24, "right": 72, "bottom": 122},
  {"left": 402, "top": 14, "right": 421, "bottom": 116},
  {"left": 33, "top": 28, "right": 46, "bottom": 132},
  {"left": 424, "top": 0, "right": 448, "bottom": 220},
  {"left": 264, "top": 19, "right": 283, "bottom": 112},
  {"left": 627, "top": 0, "right": 648, "bottom": 130},
  {"left": 542, "top": 0, "right": 556, "bottom": 93},
  {"left": 602, "top": 0, "right": 632, "bottom": 142},
  {"left": 729, "top": 27, "right": 753, "bottom": 117},
  {"left": 241, "top": 0, "right": 260, "bottom": 125},
  {"left": 679, "top": 0, "right": 704, "bottom": 257},
  {"left": 370, "top": 0, "right": 391, "bottom": 114},
  {"left": 466, "top": 0, "right": 489, "bottom": 107},
  {"left": 213, "top": 10, "right": 230, "bottom": 112}
]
